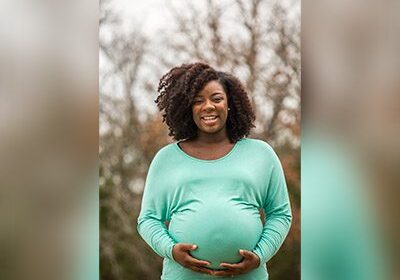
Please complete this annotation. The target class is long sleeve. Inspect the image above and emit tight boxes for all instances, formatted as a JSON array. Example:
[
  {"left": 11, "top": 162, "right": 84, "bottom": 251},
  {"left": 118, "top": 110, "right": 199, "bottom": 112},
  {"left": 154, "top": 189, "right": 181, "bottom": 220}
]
[
  {"left": 252, "top": 151, "right": 292, "bottom": 265},
  {"left": 136, "top": 153, "right": 177, "bottom": 260}
]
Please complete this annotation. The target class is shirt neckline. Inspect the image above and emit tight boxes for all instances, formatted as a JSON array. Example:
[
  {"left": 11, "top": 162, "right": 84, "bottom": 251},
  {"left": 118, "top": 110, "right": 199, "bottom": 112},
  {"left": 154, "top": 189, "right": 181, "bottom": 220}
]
[{"left": 174, "top": 138, "right": 244, "bottom": 163}]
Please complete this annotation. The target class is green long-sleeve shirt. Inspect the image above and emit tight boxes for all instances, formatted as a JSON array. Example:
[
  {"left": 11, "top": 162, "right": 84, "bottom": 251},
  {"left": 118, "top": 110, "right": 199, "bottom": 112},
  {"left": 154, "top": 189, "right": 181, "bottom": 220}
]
[{"left": 137, "top": 138, "right": 292, "bottom": 280}]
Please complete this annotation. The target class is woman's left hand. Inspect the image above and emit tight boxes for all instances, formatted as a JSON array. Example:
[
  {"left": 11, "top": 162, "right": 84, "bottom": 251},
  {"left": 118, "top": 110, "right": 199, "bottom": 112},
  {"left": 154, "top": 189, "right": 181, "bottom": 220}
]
[{"left": 211, "top": 249, "right": 260, "bottom": 277}]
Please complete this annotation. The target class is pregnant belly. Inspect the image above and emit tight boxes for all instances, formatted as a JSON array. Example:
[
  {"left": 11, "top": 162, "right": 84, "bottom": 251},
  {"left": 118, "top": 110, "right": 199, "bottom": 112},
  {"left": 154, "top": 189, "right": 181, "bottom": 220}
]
[{"left": 168, "top": 199, "right": 263, "bottom": 269}]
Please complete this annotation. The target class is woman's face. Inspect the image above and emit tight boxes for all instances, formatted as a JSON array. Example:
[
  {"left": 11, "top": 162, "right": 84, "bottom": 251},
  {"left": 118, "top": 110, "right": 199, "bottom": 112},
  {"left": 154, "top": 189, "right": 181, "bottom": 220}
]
[{"left": 192, "top": 80, "right": 229, "bottom": 135}]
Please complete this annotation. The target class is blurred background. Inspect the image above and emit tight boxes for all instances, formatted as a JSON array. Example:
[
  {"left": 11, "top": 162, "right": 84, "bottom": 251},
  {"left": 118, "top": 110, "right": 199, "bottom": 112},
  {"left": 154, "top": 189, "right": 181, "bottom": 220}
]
[
  {"left": 99, "top": 0, "right": 300, "bottom": 279},
  {"left": 2, "top": 0, "right": 398, "bottom": 280},
  {"left": 303, "top": 0, "right": 399, "bottom": 279},
  {"left": 0, "top": 0, "right": 98, "bottom": 280}
]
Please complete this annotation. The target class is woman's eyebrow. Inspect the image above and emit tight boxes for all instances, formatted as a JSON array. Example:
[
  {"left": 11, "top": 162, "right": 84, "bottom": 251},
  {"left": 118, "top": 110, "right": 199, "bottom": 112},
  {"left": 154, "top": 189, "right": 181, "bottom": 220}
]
[{"left": 195, "top": 92, "right": 224, "bottom": 98}]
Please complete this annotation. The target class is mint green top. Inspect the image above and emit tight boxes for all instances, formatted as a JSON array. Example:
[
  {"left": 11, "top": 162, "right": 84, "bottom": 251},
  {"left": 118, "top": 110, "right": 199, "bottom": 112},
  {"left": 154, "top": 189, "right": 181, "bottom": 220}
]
[{"left": 137, "top": 138, "right": 292, "bottom": 280}]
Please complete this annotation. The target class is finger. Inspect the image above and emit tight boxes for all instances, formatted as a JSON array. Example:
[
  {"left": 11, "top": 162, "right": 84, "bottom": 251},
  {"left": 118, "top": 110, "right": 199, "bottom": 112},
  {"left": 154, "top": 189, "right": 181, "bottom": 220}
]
[
  {"left": 212, "top": 269, "right": 239, "bottom": 277},
  {"left": 240, "top": 249, "right": 261, "bottom": 268},
  {"left": 179, "top": 243, "right": 198, "bottom": 251},
  {"left": 189, "top": 266, "right": 214, "bottom": 275},
  {"left": 239, "top": 249, "right": 256, "bottom": 259},
  {"left": 186, "top": 255, "right": 211, "bottom": 267},
  {"left": 219, "top": 263, "right": 240, "bottom": 270}
]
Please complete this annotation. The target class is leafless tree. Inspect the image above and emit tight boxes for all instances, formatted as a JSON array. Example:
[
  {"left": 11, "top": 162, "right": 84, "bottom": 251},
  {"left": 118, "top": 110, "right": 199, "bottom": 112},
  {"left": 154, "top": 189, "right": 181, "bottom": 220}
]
[
  {"left": 99, "top": 2, "right": 169, "bottom": 278},
  {"left": 164, "top": 0, "right": 300, "bottom": 146}
]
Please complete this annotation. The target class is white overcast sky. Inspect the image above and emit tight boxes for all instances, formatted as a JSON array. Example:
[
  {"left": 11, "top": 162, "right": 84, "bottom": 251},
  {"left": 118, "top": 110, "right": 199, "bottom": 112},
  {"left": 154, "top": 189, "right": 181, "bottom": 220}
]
[
  {"left": 110, "top": 0, "right": 298, "bottom": 37},
  {"left": 112, "top": 0, "right": 178, "bottom": 35},
  {"left": 101, "top": 0, "right": 299, "bottom": 124}
]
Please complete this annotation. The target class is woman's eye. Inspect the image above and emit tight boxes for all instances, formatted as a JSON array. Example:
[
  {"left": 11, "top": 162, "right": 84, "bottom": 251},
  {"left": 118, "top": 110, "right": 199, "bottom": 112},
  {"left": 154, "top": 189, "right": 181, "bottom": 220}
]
[{"left": 213, "top": 97, "right": 222, "bottom": 102}]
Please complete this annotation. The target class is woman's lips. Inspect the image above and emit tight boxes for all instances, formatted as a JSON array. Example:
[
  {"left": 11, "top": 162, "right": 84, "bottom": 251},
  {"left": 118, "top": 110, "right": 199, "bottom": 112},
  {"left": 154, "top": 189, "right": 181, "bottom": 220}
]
[{"left": 201, "top": 116, "right": 218, "bottom": 126}]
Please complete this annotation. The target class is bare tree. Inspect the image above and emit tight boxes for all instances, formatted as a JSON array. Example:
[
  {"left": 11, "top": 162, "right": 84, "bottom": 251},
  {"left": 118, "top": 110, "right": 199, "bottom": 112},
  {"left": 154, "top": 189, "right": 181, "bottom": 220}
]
[
  {"left": 164, "top": 0, "right": 300, "bottom": 146},
  {"left": 99, "top": 2, "right": 167, "bottom": 278}
]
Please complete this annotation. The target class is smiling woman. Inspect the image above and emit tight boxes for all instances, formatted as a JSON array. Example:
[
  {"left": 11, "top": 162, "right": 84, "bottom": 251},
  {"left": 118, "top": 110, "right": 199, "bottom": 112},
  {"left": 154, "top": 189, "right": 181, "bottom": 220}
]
[
  {"left": 154, "top": 63, "right": 255, "bottom": 144},
  {"left": 137, "top": 62, "right": 292, "bottom": 280},
  {"left": 192, "top": 80, "right": 229, "bottom": 134}
]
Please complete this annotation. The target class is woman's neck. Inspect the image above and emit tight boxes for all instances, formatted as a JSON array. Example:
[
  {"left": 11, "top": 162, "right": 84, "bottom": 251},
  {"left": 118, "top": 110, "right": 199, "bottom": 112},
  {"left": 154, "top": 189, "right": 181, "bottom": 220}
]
[{"left": 194, "top": 129, "right": 230, "bottom": 145}]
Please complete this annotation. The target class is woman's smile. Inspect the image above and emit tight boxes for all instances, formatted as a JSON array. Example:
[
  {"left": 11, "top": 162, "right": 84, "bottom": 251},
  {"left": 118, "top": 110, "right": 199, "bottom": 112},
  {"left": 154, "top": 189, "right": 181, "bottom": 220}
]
[
  {"left": 201, "top": 115, "right": 219, "bottom": 126},
  {"left": 192, "top": 80, "right": 229, "bottom": 135}
]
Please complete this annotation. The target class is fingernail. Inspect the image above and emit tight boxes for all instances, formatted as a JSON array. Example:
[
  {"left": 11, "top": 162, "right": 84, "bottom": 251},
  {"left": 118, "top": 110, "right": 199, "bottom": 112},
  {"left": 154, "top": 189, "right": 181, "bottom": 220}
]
[
  {"left": 192, "top": 245, "right": 197, "bottom": 249},
  {"left": 239, "top": 249, "right": 244, "bottom": 253}
]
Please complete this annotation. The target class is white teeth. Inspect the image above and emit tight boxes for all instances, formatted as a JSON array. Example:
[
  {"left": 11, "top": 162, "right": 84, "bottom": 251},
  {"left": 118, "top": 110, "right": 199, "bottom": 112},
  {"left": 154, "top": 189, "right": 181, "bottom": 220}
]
[{"left": 202, "top": 116, "right": 217, "bottom": 120}]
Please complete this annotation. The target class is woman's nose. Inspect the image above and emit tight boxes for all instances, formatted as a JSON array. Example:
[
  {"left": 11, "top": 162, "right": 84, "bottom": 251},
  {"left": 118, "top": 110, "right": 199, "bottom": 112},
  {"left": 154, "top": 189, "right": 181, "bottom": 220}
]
[{"left": 203, "top": 99, "right": 215, "bottom": 110}]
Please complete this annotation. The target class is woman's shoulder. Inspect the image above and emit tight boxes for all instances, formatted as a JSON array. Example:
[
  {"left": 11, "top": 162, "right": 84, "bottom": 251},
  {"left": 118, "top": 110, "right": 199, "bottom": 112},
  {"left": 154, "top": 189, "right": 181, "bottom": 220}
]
[
  {"left": 152, "top": 142, "right": 177, "bottom": 160},
  {"left": 146, "top": 142, "right": 178, "bottom": 173},
  {"left": 240, "top": 137, "right": 275, "bottom": 153},
  {"left": 239, "top": 137, "right": 281, "bottom": 163}
]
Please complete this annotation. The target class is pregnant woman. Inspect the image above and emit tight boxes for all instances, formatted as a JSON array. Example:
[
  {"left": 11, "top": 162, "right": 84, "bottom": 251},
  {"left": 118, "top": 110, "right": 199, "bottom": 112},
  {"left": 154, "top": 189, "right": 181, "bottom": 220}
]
[{"left": 137, "top": 62, "right": 292, "bottom": 279}]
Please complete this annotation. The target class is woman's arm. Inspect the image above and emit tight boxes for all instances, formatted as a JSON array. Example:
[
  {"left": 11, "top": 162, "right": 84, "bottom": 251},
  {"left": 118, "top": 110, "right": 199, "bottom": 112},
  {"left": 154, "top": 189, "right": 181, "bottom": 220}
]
[
  {"left": 137, "top": 156, "right": 176, "bottom": 260},
  {"left": 137, "top": 153, "right": 214, "bottom": 275},
  {"left": 252, "top": 151, "right": 293, "bottom": 266}
]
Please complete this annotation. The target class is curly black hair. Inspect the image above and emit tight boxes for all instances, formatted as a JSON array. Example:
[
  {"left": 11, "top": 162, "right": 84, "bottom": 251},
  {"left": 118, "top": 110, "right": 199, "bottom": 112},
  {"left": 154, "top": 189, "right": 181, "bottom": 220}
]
[{"left": 155, "top": 62, "right": 255, "bottom": 143}]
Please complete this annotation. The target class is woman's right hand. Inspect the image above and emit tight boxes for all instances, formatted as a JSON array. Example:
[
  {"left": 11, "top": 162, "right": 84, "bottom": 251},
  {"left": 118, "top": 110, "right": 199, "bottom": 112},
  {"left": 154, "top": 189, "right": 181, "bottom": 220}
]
[{"left": 172, "top": 243, "right": 213, "bottom": 275}]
